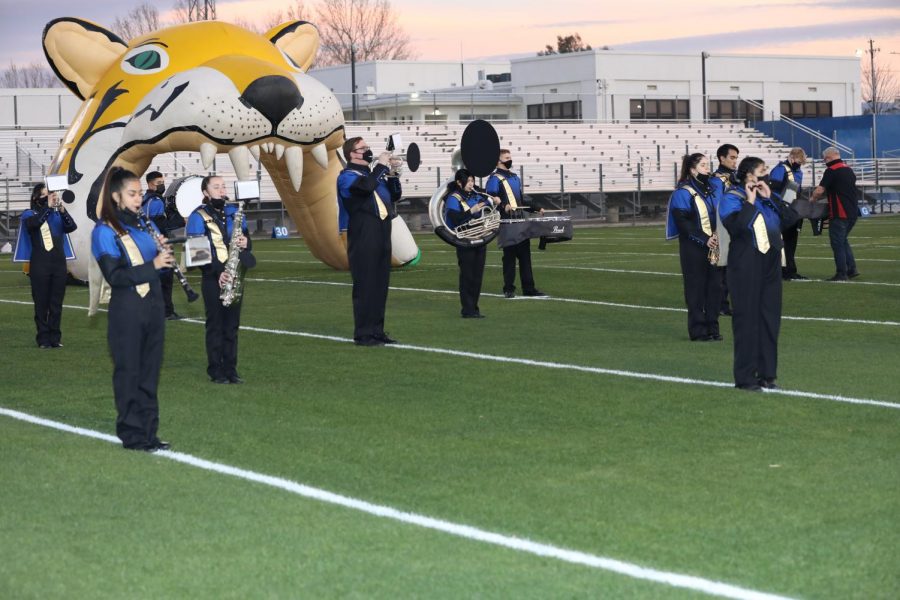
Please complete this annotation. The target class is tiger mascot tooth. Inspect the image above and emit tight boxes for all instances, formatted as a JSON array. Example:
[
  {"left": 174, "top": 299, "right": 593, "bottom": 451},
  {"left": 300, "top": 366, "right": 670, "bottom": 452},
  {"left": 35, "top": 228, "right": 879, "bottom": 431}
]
[{"left": 40, "top": 17, "right": 420, "bottom": 314}]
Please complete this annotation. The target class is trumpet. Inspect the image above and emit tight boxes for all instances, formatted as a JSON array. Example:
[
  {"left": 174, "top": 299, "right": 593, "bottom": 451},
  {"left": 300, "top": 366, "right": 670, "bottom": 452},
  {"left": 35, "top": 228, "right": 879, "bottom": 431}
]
[{"left": 708, "top": 232, "right": 720, "bottom": 265}]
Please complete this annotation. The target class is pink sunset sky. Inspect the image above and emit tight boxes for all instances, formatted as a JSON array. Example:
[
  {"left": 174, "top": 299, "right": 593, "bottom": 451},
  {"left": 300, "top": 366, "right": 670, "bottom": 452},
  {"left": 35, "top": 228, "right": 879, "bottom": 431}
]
[{"left": 1, "top": 0, "right": 898, "bottom": 75}]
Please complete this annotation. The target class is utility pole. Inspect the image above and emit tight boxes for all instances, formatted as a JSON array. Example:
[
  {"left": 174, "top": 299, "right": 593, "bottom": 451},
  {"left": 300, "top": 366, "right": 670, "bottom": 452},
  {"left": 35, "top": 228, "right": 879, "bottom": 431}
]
[
  {"left": 867, "top": 39, "right": 878, "bottom": 160},
  {"left": 187, "top": 0, "right": 217, "bottom": 21}
]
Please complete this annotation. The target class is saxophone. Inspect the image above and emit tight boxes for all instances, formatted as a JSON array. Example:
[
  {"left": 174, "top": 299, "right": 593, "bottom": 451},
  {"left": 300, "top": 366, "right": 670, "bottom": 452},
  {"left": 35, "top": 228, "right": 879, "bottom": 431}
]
[{"left": 219, "top": 200, "right": 245, "bottom": 307}]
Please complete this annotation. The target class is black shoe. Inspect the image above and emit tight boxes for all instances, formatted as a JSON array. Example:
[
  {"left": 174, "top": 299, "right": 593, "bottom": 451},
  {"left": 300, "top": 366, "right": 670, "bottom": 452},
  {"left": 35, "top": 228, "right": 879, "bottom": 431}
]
[
  {"left": 827, "top": 274, "right": 849, "bottom": 282},
  {"left": 707, "top": 333, "right": 723, "bottom": 341},
  {"left": 228, "top": 375, "right": 245, "bottom": 384},
  {"left": 690, "top": 336, "right": 712, "bottom": 342},
  {"left": 38, "top": 344, "right": 52, "bottom": 349},
  {"left": 374, "top": 333, "right": 397, "bottom": 344},
  {"left": 503, "top": 291, "right": 515, "bottom": 299},
  {"left": 462, "top": 312, "right": 485, "bottom": 319},
  {"left": 719, "top": 307, "right": 733, "bottom": 316},
  {"left": 758, "top": 378, "right": 779, "bottom": 390},
  {"left": 793, "top": 274, "right": 809, "bottom": 280},
  {"left": 51, "top": 343, "right": 64, "bottom": 348},
  {"left": 847, "top": 271, "right": 860, "bottom": 279},
  {"left": 153, "top": 440, "right": 172, "bottom": 451},
  {"left": 523, "top": 289, "right": 547, "bottom": 297},
  {"left": 166, "top": 312, "right": 184, "bottom": 321},
  {"left": 211, "top": 376, "right": 229, "bottom": 384},
  {"left": 354, "top": 336, "right": 385, "bottom": 347},
  {"left": 735, "top": 383, "right": 763, "bottom": 392}
]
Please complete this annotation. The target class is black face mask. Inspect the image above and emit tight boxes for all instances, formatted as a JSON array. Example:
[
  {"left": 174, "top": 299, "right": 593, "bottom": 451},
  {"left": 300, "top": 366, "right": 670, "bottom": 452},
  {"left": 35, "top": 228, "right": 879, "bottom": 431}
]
[
  {"left": 695, "top": 173, "right": 710, "bottom": 185},
  {"left": 38, "top": 195, "right": 49, "bottom": 206},
  {"left": 790, "top": 162, "right": 801, "bottom": 171},
  {"left": 155, "top": 184, "right": 166, "bottom": 195},
  {"left": 501, "top": 159, "right": 513, "bottom": 169},
  {"left": 209, "top": 198, "right": 225, "bottom": 210},
  {"left": 757, "top": 175, "right": 770, "bottom": 184},
  {"left": 361, "top": 149, "right": 374, "bottom": 163}
]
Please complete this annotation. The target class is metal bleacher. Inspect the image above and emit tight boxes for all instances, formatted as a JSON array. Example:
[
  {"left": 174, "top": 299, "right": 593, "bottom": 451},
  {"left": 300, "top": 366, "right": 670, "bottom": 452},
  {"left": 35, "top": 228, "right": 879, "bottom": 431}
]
[{"left": 1, "top": 120, "right": 797, "bottom": 238}]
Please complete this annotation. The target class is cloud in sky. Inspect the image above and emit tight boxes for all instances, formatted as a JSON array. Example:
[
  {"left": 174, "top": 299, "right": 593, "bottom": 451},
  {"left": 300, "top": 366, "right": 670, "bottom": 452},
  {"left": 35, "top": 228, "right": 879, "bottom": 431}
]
[
  {"left": 616, "top": 17, "right": 900, "bottom": 53},
  {"left": 530, "top": 19, "right": 627, "bottom": 29}
]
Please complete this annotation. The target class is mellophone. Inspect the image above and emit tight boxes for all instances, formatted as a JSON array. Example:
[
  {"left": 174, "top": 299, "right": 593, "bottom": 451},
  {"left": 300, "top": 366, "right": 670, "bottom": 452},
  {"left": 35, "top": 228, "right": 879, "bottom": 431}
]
[{"left": 497, "top": 214, "right": 574, "bottom": 248}]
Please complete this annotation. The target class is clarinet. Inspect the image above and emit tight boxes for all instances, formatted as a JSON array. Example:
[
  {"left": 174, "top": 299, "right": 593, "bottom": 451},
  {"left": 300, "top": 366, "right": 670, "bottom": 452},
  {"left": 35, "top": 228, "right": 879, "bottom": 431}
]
[{"left": 137, "top": 208, "right": 200, "bottom": 303}]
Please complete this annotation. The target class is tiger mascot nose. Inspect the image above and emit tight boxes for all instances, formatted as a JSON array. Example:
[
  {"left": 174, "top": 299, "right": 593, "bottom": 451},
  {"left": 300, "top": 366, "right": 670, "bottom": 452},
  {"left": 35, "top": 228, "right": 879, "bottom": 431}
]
[{"left": 240, "top": 75, "right": 304, "bottom": 130}]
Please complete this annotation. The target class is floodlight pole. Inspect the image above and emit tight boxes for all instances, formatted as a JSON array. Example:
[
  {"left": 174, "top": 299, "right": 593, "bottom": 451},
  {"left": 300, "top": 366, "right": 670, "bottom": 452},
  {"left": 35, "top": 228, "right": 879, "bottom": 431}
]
[{"left": 701, "top": 51, "right": 709, "bottom": 121}]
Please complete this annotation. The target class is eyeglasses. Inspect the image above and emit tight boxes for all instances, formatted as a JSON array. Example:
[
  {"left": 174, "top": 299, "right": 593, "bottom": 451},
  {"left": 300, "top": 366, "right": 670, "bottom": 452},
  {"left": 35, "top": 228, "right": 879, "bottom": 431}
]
[{"left": 354, "top": 146, "right": 370, "bottom": 153}]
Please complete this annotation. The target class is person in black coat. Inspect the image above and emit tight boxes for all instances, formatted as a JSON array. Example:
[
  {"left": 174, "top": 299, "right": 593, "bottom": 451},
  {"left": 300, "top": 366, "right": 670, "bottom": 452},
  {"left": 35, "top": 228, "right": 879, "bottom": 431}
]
[{"left": 18, "top": 183, "right": 77, "bottom": 348}]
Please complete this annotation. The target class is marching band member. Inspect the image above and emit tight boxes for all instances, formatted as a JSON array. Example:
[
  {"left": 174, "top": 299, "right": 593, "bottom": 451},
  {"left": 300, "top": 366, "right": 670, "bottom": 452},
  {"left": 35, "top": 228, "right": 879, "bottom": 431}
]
[
  {"left": 445, "top": 168, "right": 500, "bottom": 318},
  {"left": 719, "top": 157, "right": 796, "bottom": 392},
  {"left": 711, "top": 144, "right": 739, "bottom": 316},
  {"left": 485, "top": 149, "right": 546, "bottom": 299},
  {"left": 769, "top": 148, "right": 807, "bottom": 280},
  {"left": 186, "top": 175, "right": 254, "bottom": 383},
  {"left": 17, "top": 183, "right": 77, "bottom": 348},
  {"left": 665, "top": 154, "right": 722, "bottom": 342},
  {"left": 142, "top": 170, "right": 185, "bottom": 319},
  {"left": 91, "top": 167, "right": 174, "bottom": 451},
  {"left": 337, "top": 136, "right": 400, "bottom": 346}
]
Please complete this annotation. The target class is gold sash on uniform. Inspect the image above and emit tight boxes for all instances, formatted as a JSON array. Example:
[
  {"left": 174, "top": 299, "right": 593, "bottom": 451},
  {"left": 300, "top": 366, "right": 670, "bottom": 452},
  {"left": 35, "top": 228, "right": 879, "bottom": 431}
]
[
  {"left": 199, "top": 208, "right": 229, "bottom": 262},
  {"left": 495, "top": 174, "right": 519, "bottom": 209},
  {"left": 683, "top": 187, "right": 712, "bottom": 236},
  {"left": 751, "top": 214, "right": 770, "bottom": 254},
  {"left": 40, "top": 222, "right": 53, "bottom": 251},
  {"left": 449, "top": 192, "right": 469, "bottom": 212},
  {"left": 373, "top": 190, "right": 388, "bottom": 220},
  {"left": 118, "top": 233, "right": 150, "bottom": 298}
]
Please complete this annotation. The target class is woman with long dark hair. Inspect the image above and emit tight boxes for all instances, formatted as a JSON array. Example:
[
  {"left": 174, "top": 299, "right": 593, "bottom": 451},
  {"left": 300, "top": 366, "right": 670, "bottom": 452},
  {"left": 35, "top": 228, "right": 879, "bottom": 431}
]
[
  {"left": 91, "top": 167, "right": 175, "bottom": 451},
  {"left": 17, "top": 182, "right": 77, "bottom": 348},
  {"left": 665, "top": 153, "right": 721, "bottom": 341},
  {"left": 719, "top": 157, "right": 796, "bottom": 391}
]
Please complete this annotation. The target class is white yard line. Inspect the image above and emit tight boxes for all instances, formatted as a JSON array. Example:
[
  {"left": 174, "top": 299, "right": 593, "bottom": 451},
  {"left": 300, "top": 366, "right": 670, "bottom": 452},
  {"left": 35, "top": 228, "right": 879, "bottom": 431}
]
[{"left": 0, "top": 405, "right": 796, "bottom": 600}]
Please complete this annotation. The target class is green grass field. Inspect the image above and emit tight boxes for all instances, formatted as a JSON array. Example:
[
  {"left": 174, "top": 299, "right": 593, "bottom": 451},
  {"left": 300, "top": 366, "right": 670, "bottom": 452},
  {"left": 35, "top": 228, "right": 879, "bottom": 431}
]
[{"left": 2, "top": 216, "right": 898, "bottom": 599}]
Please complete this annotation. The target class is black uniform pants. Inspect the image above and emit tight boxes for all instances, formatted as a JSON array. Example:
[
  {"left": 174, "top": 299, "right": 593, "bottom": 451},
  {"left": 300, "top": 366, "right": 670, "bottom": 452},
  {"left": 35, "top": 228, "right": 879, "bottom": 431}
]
[
  {"left": 718, "top": 266, "right": 730, "bottom": 312},
  {"left": 160, "top": 269, "right": 175, "bottom": 316},
  {"left": 457, "top": 245, "right": 487, "bottom": 316},
  {"left": 679, "top": 240, "right": 721, "bottom": 340},
  {"left": 202, "top": 274, "right": 242, "bottom": 379},
  {"left": 502, "top": 239, "right": 536, "bottom": 294},
  {"left": 727, "top": 246, "right": 782, "bottom": 386},
  {"left": 108, "top": 287, "right": 165, "bottom": 449},
  {"left": 29, "top": 256, "right": 67, "bottom": 346},
  {"left": 782, "top": 221, "right": 801, "bottom": 277},
  {"left": 348, "top": 213, "right": 392, "bottom": 340}
]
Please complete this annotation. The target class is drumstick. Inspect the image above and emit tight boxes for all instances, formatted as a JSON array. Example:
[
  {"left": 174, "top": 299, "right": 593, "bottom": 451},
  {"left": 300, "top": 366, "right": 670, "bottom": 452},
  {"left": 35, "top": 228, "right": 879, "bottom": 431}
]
[{"left": 540, "top": 209, "right": 567, "bottom": 213}]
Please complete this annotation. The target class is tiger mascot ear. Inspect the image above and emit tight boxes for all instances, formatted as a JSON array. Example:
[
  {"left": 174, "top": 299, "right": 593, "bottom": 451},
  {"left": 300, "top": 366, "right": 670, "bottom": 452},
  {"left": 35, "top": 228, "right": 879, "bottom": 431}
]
[
  {"left": 267, "top": 21, "right": 320, "bottom": 72},
  {"left": 43, "top": 17, "right": 128, "bottom": 101}
]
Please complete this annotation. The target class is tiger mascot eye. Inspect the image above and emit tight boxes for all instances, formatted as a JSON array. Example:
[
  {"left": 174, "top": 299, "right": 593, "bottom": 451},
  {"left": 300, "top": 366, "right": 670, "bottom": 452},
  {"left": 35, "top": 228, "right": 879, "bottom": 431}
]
[{"left": 41, "top": 17, "right": 419, "bottom": 312}]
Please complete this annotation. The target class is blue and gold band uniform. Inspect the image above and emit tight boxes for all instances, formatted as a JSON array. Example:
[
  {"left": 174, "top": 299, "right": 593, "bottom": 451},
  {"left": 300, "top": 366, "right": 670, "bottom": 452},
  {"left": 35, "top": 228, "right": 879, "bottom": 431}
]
[
  {"left": 719, "top": 188, "right": 796, "bottom": 389},
  {"left": 142, "top": 188, "right": 180, "bottom": 317},
  {"left": 15, "top": 203, "right": 77, "bottom": 347},
  {"left": 186, "top": 201, "right": 254, "bottom": 382},
  {"left": 769, "top": 160, "right": 805, "bottom": 279},
  {"left": 485, "top": 167, "right": 541, "bottom": 296},
  {"left": 666, "top": 178, "right": 721, "bottom": 341},
  {"left": 91, "top": 210, "right": 165, "bottom": 450},
  {"left": 710, "top": 165, "right": 735, "bottom": 314},
  {"left": 445, "top": 185, "right": 489, "bottom": 318},
  {"left": 337, "top": 162, "right": 400, "bottom": 343}
]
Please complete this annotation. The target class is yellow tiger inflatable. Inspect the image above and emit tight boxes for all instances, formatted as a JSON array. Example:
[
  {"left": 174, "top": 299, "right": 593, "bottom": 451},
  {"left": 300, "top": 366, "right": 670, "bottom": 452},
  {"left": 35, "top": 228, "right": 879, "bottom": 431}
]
[{"left": 41, "top": 17, "right": 419, "bottom": 311}]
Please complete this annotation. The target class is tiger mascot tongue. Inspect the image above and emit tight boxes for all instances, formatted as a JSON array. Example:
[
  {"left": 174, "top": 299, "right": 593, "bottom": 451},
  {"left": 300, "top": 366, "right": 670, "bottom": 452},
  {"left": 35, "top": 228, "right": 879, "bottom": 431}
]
[{"left": 41, "top": 17, "right": 419, "bottom": 313}]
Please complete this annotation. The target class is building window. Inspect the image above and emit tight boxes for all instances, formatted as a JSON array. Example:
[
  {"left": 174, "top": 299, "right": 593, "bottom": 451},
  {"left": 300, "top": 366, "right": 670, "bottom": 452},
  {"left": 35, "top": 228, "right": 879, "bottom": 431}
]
[
  {"left": 780, "top": 100, "right": 832, "bottom": 119},
  {"left": 629, "top": 98, "right": 689, "bottom": 120},
  {"left": 526, "top": 100, "right": 582, "bottom": 120},
  {"left": 708, "top": 99, "right": 763, "bottom": 121}
]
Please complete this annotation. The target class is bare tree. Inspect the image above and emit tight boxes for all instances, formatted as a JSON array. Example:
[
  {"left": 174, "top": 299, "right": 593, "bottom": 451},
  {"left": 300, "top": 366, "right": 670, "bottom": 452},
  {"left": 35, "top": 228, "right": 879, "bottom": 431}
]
[
  {"left": 314, "top": 0, "right": 414, "bottom": 67},
  {"left": 261, "top": 1, "right": 311, "bottom": 33},
  {"left": 111, "top": 2, "right": 161, "bottom": 42},
  {"left": 0, "top": 61, "right": 63, "bottom": 88},
  {"left": 862, "top": 50, "right": 899, "bottom": 114}
]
